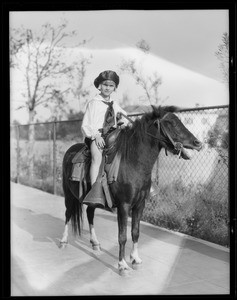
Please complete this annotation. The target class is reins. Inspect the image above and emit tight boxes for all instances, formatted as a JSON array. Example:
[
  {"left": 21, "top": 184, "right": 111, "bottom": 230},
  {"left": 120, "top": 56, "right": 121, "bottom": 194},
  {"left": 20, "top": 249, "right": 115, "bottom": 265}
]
[{"left": 119, "top": 112, "right": 135, "bottom": 124}]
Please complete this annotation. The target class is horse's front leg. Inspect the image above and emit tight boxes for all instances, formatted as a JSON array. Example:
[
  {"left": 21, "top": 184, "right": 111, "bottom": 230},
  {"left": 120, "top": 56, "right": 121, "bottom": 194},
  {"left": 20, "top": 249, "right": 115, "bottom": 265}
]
[
  {"left": 86, "top": 206, "right": 101, "bottom": 251},
  {"left": 117, "top": 203, "right": 132, "bottom": 276},
  {"left": 130, "top": 200, "right": 145, "bottom": 269}
]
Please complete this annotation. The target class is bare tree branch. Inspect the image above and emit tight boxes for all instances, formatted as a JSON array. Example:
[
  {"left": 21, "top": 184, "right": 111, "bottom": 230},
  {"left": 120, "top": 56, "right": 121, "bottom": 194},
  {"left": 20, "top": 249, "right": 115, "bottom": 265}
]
[
  {"left": 120, "top": 41, "right": 164, "bottom": 106},
  {"left": 10, "top": 21, "right": 91, "bottom": 123},
  {"left": 215, "top": 32, "right": 229, "bottom": 84}
]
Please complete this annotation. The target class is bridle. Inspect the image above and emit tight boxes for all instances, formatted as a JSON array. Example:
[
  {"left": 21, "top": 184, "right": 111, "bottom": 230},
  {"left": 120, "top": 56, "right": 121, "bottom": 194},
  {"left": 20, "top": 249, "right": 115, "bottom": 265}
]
[
  {"left": 145, "top": 113, "right": 184, "bottom": 158},
  {"left": 120, "top": 112, "right": 184, "bottom": 158}
]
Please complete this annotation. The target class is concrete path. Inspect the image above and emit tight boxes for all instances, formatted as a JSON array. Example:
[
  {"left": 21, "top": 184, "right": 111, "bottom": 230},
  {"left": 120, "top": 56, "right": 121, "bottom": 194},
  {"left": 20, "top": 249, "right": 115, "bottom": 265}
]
[{"left": 11, "top": 183, "right": 229, "bottom": 296}]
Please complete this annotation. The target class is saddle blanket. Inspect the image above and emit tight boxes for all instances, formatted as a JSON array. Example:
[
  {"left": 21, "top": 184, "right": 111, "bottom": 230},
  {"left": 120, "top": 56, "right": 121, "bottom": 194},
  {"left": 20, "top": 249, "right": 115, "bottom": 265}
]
[{"left": 70, "top": 152, "right": 121, "bottom": 184}]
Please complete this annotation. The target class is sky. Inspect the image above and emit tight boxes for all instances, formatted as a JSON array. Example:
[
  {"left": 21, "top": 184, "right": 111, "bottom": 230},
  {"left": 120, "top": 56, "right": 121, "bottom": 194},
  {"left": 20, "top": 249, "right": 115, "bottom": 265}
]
[
  {"left": 10, "top": 10, "right": 229, "bottom": 123},
  {"left": 10, "top": 10, "right": 228, "bottom": 81}
]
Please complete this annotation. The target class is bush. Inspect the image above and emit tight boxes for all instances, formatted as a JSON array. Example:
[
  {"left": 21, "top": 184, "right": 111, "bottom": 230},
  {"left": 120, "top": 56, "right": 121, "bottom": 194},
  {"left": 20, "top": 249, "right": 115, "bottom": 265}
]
[
  {"left": 34, "top": 155, "right": 53, "bottom": 179},
  {"left": 18, "top": 176, "right": 55, "bottom": 194},
  {"left": 142, "top": 178, "right": 229, "bottom": 247}
]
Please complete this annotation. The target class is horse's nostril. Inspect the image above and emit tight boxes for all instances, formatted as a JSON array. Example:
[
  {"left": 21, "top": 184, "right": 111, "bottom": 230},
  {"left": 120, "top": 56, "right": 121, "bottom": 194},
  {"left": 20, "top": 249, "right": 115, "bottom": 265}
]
[{"left": 194, "top": 140, "right": 202, "bottom": 147}]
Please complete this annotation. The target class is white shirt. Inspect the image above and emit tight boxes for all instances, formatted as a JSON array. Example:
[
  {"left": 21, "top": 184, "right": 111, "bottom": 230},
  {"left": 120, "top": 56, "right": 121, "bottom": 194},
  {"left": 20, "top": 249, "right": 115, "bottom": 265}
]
[{"left": 81, "top": 94, "right": 128, "bottom": 139}]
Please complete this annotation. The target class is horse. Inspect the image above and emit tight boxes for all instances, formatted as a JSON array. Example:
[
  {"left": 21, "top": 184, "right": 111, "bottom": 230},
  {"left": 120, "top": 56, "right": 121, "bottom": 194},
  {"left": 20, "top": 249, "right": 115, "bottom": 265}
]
[{"left": 60, "top": 105, "right": 202, "bottom": 276}]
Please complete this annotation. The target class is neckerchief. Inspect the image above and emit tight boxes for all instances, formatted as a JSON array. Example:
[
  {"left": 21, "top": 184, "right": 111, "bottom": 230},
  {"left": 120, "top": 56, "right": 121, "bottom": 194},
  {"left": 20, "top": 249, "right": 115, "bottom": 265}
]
[{"left": 102, "top": 101, "right": 115, "bottom": 135}]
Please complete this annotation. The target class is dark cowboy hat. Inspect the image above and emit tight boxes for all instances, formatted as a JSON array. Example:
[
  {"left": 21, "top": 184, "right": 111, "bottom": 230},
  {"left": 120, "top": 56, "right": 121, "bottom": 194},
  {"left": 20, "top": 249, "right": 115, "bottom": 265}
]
[{"left": 94, "top": 70, "right": 120, "bottom": 88}]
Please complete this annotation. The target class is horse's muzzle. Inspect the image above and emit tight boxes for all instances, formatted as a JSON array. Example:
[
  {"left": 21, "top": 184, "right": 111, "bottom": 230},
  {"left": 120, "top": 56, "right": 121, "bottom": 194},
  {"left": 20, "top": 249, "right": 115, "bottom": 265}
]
[{"left": 193, "top": 139, "right": 202, "bottom": 151}]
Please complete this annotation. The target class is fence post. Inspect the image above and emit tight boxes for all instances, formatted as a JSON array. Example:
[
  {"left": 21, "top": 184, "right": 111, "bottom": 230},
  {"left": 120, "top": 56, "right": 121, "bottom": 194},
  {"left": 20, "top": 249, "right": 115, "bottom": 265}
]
[
  {"left": 48, "top": 129, "right": 52, "bottom": 169},
  {"left": 16, "top": 125, "right": 20, "bottom": 183},
  {"left": 53, "top": 121, "right": 57, "bottom": 195},
  {"left": 155, "top": 155, "right": 159, "bottom": 186}
]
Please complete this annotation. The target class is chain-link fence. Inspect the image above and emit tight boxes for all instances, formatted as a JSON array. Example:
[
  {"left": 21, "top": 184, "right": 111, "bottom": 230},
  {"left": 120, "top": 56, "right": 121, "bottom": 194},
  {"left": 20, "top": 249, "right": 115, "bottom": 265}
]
[
  {"left": 10, "top": 105, "right": 229, "bottom": 246},
  {"left": 10, "top": 119, "right": 84, "bottom": 195}
]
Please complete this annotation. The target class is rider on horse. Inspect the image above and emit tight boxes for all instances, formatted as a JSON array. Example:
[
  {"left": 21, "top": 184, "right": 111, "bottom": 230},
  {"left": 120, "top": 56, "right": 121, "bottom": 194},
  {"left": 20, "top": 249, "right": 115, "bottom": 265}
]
[{"left": 81, "top": 70, "right": 129, "bottom": 205}]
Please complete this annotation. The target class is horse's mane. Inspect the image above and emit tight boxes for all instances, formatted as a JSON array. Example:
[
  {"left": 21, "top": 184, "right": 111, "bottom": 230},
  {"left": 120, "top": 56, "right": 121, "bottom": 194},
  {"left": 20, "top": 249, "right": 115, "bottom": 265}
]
[{"left": 115, "top": 105, "right": 179, "bottom": 160}]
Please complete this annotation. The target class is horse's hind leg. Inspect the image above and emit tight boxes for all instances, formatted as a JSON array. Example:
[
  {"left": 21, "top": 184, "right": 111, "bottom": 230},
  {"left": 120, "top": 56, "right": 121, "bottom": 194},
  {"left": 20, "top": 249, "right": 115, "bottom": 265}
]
[
  {"left": 86, "top": 206, "right": 101, "bottom": 251},
  {"left": 59, "top": 206, "right": 71, "bottom": 248},
  {"left": 117, "top": 203, "right": 132, "bottom": 276},
  {"left": 59, "top": 178, "right": 75, "bottom": 248},
  {"left": 130, "top": 200, "right": 145, "bottom": 269}
]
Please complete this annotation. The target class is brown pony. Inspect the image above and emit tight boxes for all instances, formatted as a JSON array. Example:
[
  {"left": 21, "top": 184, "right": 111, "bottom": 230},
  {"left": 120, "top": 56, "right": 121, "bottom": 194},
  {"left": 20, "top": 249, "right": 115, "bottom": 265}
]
[{"left": 60, "top": 106, "right": 202, "bottom": 276}]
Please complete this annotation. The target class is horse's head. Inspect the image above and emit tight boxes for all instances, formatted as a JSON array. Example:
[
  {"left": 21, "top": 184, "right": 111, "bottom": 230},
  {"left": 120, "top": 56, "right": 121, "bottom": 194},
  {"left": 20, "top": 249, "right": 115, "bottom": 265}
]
[{"left": 151, "top": 106, "right": 202, "bottom": 159}]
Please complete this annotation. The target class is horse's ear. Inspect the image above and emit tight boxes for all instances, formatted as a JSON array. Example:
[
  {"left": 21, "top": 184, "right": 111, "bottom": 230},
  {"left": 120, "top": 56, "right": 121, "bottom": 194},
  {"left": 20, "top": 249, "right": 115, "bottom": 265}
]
[
  {"left": 150, "top": 105, "right": 180, "bottom": 118},
  {"left": 151, "top": 105, "right": 157, "bottom": 115},
  {"left": 153, "top": 119, "right": 160, "bottom": 128},
  {"left": 150, "top": 105, "right": 160, "bottom": 117},
  {"left": 159, "top": 106, "right": 180, "bottom": 118}
]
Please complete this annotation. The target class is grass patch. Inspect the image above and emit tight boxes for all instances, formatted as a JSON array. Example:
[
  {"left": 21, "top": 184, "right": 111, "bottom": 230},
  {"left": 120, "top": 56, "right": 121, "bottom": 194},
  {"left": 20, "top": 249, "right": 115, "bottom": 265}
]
[
  {"left": 143, "top": 177, "right": 229, "bottom": 247},
  {"left": 18, "top": 176, "right": 55, "bottom": 194}
]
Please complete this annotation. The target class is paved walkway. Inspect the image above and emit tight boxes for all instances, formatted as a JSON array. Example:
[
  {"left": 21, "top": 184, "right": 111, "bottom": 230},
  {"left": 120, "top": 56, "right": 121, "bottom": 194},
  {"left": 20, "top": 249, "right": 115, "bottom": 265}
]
[{"left": 11, "top": 183, "right": 229, "bottom": 296}]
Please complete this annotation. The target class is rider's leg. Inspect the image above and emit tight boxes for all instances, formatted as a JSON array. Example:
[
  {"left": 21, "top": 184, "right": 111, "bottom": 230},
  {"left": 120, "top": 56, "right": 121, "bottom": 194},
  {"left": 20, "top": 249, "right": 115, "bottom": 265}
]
[
  {"left": 86, "top": 141, "right": 102, "bottom": 249},
  {"left": 90, "top": 140, "right": 103, "bottom": 184}
]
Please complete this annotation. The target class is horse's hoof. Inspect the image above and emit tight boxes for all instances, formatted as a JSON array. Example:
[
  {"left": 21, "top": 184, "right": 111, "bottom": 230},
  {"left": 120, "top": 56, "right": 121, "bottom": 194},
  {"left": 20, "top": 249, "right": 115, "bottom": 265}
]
[
  {"left": 118, "top": 262, "right": 133, "bottom": 277},
  {"left": 92, "top": 245, "right": 101, "bottom": 251},
  {"left": 59, "top": 241, "right": 68, "bottom": 249},
  {"left": 119, "top": 268, "right": 132, "bottom": 277},
  {"left": 131, "top": 262, "right": 143, "bottom": 270},
  {"left": 130, "top": 255, "right": 142, "bottom": 267},
  {"left": 90, "top": 240, "right": 101, "bottom": 251}
]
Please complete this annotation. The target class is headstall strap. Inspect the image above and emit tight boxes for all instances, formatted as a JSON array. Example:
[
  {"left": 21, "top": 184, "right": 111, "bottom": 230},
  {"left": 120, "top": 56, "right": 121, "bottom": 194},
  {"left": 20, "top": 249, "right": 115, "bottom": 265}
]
[
  {"left": 145, "top": 113, "right": 183, "bottom": 159},
  {"left": 160, "top": 115, "right": 183, "bottom": 159}
]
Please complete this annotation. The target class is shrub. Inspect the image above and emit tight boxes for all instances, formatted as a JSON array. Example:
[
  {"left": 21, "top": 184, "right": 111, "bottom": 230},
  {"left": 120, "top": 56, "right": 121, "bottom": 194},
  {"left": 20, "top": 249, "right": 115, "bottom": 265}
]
[
  {"left": 142, "top": 178, "right": 229, "bottom": 247},
  {"left": 18, "top": 176, "right": 54, "bottom": 194},
  {"left": 34, "top": 155, "right": 52, "bottom": 179}
]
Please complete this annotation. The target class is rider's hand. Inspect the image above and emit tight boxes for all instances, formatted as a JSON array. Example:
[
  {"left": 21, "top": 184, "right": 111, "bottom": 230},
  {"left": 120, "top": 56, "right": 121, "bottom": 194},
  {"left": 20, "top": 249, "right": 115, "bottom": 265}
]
[{"left": 94, "top": 134, "right": 105, "bottom": 149}]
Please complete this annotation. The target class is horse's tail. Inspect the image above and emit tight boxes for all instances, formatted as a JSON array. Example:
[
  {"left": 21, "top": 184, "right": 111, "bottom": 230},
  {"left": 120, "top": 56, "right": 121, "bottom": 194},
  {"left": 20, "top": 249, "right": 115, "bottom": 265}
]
[
  {"left": 62, "top": 168, "right": 84, "bottom": 236},
  {"left": 62, "top": 143, "right": 86, "bottom": 236},
  {"left": 70, "top": 191, "right": 83, "bottom": 236}
]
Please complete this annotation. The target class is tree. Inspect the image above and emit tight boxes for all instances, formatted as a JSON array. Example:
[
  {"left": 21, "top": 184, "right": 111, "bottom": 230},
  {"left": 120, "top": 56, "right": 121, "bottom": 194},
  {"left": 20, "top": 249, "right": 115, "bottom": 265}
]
[
  {"left": 207, "top": 111, "right": 228, "bottom": 166},
  {"left": 66, "top": 53, "right": 93, "bottom": 112},
  {"left": 215, "top": 32, "right": 229, "bottom": 84},
  {"left": 211, "top": 33, "right": 229, "bottom": 165},
  {"left": 56, "top": 109, "right": 84, "bottom": 140},
  {"left": 10, "top": 27, "right": 25, "bottom": 68},
  {"left": 136, "top": 39, "right": 150, "bottom": 54},
  {"left": 10, "top": 21, "right": 84, "bottom": 124},
  {"left": 120, "top": 39, "right": 166, "bottom": 106},
  {"left": 10, "top": 21, "right": 88, "bottom": 178},
  {"left": 46, "top": 89, "right": 70, "bottom": 121}
]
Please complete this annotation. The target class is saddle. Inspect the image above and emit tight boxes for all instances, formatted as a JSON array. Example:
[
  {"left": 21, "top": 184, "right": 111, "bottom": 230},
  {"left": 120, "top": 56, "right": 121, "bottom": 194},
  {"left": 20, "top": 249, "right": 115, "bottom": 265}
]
[
  {"left": 71, "top": 127, "right": 120, "bottom": 165},
  {"left": 70, "top": 128, "right": 122, "bottom": 208}
]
